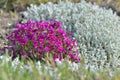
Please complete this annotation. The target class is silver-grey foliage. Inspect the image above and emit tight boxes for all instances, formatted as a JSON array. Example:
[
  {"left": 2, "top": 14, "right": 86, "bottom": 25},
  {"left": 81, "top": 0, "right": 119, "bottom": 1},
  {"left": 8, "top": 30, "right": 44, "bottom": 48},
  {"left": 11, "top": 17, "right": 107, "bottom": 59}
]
[{"left": 22, "top": 0, "right": 120, "bottom": 70}]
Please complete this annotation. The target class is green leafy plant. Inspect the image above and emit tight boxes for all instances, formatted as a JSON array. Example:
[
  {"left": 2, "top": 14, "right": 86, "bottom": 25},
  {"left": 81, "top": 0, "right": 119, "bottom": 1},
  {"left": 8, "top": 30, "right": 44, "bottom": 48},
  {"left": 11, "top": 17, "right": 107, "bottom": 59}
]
[{"left": 0, "top": 54, "right": 120, "bottom": 80}]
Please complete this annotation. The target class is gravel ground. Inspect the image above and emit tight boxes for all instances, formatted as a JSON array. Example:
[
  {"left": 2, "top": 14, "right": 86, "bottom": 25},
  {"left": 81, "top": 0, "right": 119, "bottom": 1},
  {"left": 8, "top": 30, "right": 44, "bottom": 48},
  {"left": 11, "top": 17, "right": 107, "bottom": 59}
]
[{"left": 0, "top": 12, "right": 18, "bottom": 52}]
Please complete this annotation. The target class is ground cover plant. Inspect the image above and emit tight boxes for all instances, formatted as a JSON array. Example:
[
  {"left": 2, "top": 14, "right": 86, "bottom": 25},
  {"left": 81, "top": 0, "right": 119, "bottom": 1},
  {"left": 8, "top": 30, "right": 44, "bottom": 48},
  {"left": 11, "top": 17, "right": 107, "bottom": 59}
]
[
  {"left": 2, "top": 20, "right": 80, "bottom": 63},
  {"left": 1, "top": 0, "right": 120, "bottom": 80},
  {"left": 21, "top": 0, "right": 120, "bottom": 70}
]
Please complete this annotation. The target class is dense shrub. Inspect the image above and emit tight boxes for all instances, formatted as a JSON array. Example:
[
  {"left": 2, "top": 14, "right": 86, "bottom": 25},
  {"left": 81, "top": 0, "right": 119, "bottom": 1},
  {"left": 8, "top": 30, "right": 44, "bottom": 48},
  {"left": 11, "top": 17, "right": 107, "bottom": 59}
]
[
  {"left": 6, "top": 20, "right": 80, "bottom": 63},
  {"left": 22, "top": 1, "right": 120, "bottom": 69}
]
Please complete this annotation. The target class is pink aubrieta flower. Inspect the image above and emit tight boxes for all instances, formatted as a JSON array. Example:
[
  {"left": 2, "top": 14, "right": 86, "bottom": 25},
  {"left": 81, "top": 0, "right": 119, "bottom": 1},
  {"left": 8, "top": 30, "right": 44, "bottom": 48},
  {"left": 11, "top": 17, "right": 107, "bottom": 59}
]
[{"left": 6, "top": 20, "right": 80, "bottom": 63}]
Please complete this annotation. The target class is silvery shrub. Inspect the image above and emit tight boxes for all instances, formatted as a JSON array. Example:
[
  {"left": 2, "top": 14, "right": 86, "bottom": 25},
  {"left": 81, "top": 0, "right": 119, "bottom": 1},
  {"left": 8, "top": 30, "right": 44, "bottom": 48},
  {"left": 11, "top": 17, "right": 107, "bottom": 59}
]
[{"left": 21, "top": 0, "right": 120, "bottom": 70}]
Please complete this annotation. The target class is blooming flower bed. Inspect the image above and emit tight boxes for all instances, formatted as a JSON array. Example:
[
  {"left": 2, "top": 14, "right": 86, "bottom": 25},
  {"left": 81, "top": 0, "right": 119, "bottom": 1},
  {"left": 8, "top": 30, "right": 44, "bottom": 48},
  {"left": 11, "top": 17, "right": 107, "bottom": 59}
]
[{"left": 5, "top": 20, "right": 80, "bottom": 63}]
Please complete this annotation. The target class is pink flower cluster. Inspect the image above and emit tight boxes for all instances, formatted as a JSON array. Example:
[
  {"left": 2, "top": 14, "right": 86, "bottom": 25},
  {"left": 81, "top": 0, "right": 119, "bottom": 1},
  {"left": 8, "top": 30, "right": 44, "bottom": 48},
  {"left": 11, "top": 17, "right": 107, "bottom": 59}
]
[{"left": 7, "top": 20, "right": 80, "bottom": 63}]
